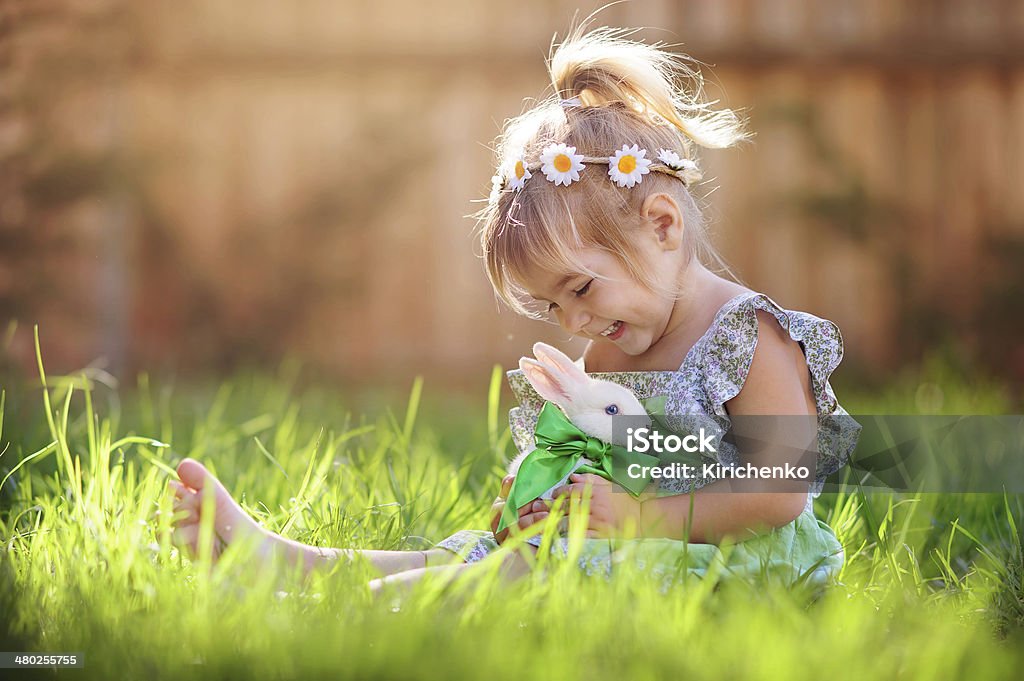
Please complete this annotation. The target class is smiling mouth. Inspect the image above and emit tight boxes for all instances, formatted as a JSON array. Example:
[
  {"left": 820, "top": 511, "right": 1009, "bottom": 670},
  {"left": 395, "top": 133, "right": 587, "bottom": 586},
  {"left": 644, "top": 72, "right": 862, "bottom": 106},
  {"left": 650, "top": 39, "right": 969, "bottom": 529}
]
[{"left": 600, "top": 321, "right": 624, "bottom": 338}]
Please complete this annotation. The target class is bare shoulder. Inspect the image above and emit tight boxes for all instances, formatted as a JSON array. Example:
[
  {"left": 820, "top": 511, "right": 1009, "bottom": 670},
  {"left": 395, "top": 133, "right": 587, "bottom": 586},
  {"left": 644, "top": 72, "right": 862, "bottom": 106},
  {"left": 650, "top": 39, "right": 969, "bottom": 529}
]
[{"left": 725, "top": 309, "right": 817, "bottom": 416}]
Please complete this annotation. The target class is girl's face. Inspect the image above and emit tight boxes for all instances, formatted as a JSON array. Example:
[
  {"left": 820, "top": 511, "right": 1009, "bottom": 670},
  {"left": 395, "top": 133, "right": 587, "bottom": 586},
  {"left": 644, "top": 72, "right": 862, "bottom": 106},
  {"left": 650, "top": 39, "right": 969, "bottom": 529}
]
[
  {"left": 521, "top": 250, "right": 674, "bottom": 356},
  {"left": 518, "top": 195, "right": 687, "bottom": 357}
]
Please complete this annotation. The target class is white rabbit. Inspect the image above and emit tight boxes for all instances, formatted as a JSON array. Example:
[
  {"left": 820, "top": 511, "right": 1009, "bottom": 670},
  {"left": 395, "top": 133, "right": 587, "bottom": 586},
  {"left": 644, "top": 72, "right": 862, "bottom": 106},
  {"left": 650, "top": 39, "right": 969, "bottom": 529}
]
[{"left": 510, "top": 342, "right": 653, "bottom": 500}]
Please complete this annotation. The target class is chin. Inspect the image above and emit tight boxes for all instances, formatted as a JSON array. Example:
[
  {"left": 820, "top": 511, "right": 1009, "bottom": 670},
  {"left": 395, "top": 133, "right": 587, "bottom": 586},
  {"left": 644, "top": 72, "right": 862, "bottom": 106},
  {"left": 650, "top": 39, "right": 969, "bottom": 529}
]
[
  {"left": 598, "top": 328, "right": 650, "bottom": 357},
  {"left": 617, "top": 339, "right": 650, "bottom": 357}
]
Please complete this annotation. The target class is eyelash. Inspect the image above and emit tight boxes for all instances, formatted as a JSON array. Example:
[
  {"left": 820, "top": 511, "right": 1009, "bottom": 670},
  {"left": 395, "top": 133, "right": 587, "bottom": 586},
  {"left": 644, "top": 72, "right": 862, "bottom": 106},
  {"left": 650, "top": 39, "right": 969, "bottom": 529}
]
[{"left": 547, "top": 280, "right": 593, "bottom": 313}]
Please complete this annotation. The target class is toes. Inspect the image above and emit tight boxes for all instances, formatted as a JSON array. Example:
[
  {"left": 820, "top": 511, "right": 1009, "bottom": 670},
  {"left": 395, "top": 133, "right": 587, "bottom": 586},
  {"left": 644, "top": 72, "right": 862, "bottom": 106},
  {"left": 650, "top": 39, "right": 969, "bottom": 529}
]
[
  {"left": 176, "top": 458, "right": 211, "bottom": 491},
  {"left": 171, "top": 524, "right": 199, "bottom": 554},
  {"left": 174, "top": 458, "right": 261, "bottom": 544},
  {"left": 172, "top": 497, "right": 199, "bottom": 522},
  {"left": 176, "top": 459, "right": 238, "bottom": 511},
  {"left": 176, "top": 459, "right": 235, "bottom": 503},
  {"left": 170, "top": 524, "right": 224, "bottom": 560},
  {"left": 168, "top": 479, "right": 189, "bottom": 499}
]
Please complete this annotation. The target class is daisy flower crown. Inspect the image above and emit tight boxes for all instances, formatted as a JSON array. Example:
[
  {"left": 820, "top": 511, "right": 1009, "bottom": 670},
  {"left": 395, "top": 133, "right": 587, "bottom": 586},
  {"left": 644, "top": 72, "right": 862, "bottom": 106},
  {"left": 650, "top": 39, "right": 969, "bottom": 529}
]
[{"left": 492, "top": 142, "right": 700, "bottom": 198}]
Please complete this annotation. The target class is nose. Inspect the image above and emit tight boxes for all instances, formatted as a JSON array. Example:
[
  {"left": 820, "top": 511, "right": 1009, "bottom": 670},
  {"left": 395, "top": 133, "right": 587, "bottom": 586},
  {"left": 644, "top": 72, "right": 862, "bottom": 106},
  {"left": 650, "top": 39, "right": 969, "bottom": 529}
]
[{"left": 558, "top": 303, "right": 592, "bottom": 336}]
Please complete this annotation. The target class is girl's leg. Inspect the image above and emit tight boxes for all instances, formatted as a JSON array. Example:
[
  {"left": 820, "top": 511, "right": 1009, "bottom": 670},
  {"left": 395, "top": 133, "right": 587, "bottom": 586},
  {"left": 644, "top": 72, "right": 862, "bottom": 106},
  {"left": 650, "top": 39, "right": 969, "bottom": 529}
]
[
  {"left": 369, "top": 546, "right": 533, "bottom": 597},
  {"left": 170, "top": 459, "right": 464, "bottom": 578},
  {"left": 295, "top": 546, "right": 460, "bottom": 577}
]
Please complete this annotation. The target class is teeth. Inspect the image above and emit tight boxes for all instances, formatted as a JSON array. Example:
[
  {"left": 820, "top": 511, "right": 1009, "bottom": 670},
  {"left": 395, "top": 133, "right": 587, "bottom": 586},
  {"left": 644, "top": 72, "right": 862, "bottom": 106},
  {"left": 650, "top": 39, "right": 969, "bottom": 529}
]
[{"left": 601, "top": 321, "right": 622, "bottom": 337}]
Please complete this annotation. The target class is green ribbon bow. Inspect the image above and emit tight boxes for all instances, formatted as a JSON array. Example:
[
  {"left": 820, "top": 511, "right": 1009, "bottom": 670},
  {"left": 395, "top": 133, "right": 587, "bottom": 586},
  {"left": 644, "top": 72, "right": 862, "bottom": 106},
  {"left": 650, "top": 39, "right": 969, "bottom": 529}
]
[{"left": 497, "top": 401, "right": 663, "bottom": 534}]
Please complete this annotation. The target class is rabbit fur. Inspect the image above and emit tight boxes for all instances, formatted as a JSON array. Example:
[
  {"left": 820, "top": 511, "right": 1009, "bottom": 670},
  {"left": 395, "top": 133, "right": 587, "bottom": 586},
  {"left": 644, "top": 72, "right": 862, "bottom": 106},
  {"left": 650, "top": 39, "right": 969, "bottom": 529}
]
[{"left": 510, "top": 342, "right": 652, "bottom": 500}]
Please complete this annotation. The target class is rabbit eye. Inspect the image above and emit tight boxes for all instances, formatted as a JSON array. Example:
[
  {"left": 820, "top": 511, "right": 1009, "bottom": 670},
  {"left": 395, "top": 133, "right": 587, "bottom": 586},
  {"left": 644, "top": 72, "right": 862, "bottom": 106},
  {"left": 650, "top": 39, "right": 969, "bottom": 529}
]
[{"left": 604, "top": 404, "right": 619, "bottom": 415}]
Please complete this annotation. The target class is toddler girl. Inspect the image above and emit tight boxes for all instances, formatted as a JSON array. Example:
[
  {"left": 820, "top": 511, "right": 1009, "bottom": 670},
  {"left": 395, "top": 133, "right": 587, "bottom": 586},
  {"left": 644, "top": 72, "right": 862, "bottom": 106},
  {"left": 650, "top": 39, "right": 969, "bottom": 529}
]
[{"left": 169, "top": 27, "right": 856, "bottom": 592}]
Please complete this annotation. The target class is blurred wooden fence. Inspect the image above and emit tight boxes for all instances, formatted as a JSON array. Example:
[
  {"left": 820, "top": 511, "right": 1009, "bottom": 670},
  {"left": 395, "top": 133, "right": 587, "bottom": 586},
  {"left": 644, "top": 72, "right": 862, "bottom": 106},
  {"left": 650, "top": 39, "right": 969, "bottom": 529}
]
[{"left": 2, "top": 0, "right": 1023, "bottom": 386}]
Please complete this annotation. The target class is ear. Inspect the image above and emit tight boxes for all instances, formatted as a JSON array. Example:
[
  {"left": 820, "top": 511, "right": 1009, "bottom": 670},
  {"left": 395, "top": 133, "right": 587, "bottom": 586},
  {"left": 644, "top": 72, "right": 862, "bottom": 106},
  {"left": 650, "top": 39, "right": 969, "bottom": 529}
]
[
  {"left": 519, "top": 357, "right": 573, "bottom": 405},
  {"left": 532, "top": 342, "right": 588, "bottom": 389},
  {"left": 640, "top": 192, "right": 684, "bottom": 251},
  {"left": 574, "top": 355, "right": 585, "bottom": 372}
]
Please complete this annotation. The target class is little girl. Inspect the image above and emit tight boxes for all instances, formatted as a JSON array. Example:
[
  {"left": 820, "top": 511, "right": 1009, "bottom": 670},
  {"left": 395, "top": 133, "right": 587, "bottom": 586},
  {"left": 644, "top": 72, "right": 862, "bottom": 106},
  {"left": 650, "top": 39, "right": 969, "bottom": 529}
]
[{"left": 169, "top": 27, "right": 856, "bottom": 592}]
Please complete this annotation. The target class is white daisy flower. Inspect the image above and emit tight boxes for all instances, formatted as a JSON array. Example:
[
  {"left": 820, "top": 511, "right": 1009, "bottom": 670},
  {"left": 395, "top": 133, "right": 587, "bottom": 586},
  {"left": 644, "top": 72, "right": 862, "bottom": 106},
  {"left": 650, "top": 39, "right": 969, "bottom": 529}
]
[
  {"left": 488, "top": 174, "right": 504, "bottom": 203},
  {"left": 539, "top": 143, "right": 585, "bottom": 186},
  {"left": 507, "top": 157, "right": 532, "bottom": 191},
  {"left": 656, "top": 148, "right": 697, "bottom": 172},
  {"left": 608, "top": 144, "right": 652, "bottom": 188}
]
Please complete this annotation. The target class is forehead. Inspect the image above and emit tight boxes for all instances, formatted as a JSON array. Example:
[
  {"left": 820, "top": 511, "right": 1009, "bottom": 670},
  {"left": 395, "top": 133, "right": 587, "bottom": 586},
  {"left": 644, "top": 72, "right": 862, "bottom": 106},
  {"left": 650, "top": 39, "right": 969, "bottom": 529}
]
[{"left": 518, "top": 248, "right": 617, "bottom": 300}]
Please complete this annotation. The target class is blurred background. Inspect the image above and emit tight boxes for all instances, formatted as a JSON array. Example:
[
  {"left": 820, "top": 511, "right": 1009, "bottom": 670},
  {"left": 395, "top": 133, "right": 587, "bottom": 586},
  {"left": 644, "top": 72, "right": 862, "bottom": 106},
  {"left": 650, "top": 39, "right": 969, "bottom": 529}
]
[{"left": 2, "top": 0, "right": 1023, "bottom": 400}]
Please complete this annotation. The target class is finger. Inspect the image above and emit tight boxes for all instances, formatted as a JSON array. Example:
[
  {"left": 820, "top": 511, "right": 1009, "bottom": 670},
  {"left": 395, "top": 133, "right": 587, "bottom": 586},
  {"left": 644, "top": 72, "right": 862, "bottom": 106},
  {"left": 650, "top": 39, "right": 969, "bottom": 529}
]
[
  {"left": 517, "top": 512, "right": 549, "bottom": 530},
  {"left": 500, "top": 475, "right": 514, "bottom": 499},
  {"left": 518, "top": 500, "right": 543, "bottom": 518},
  {"left": 569, "top": 473, "right": 607, "bottom": 486},
  {"left": 490, "top": 501, "right": 506, "bottom": 533},
  {"left": 530, "top": 500, "right": 549, "bottom": 513},
  {"left": 559, "top": 518, "right": 602, "bottom": 536},
  {"left": 550, "top": 483, "right": 590, "bottom": 500}
]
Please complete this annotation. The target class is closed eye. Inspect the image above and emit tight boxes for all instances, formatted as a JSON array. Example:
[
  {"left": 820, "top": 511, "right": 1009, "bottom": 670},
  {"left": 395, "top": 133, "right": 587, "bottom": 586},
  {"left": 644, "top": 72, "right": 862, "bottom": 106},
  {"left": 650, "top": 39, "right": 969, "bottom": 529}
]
[{"left": 543, "top": 278, "right": 592, "bottom": 314}]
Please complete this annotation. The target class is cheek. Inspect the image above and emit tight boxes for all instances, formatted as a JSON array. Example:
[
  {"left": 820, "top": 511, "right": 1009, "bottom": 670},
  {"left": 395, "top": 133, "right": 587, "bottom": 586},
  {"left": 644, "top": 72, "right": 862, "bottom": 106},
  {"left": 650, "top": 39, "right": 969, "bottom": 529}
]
[
  {"left": 622, "top": 290, "right": 662, "bottom": 319},
  {"left": 548, "top": 307, "right": 568, "bottom": 329}
]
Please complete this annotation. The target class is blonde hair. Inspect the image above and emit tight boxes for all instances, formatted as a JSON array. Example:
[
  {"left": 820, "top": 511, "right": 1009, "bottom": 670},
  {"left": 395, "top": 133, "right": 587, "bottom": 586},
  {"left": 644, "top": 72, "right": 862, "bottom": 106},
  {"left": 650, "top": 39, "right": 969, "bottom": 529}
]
[{"left": 476, "top": 26, "right": 750, "bottom": 317}]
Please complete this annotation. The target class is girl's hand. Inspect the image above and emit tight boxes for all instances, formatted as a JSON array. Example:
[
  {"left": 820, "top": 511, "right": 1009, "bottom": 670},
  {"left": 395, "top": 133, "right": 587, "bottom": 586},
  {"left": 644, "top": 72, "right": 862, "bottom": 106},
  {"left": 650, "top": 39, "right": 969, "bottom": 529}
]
[
  {"left": 546, "top": 473, "right": 643, "bottom": 538},
  {"left": 490, "top": 474, "right": 552, "bottom": 544}
]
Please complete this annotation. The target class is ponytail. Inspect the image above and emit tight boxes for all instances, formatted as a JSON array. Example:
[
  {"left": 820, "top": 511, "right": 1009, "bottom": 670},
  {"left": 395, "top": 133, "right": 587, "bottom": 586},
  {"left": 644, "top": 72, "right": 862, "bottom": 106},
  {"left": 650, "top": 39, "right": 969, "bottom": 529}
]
[{"left": 548, "top": 26, "right": 749, "bottom": 151}]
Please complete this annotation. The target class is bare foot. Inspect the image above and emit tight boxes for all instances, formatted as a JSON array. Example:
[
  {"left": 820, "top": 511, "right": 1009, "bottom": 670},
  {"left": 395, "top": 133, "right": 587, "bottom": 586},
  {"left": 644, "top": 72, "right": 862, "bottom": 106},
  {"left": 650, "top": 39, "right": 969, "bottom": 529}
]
[{"left": 169, "top": 458, "right": 273, "bottom": 560}]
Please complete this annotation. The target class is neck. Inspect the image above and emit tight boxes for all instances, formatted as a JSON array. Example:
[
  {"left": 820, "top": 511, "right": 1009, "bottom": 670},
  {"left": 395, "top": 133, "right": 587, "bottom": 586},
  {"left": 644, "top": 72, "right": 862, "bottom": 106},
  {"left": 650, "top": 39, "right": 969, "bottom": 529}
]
[{"left": 658, "top": 262, "right": 721, "bottom": 343}]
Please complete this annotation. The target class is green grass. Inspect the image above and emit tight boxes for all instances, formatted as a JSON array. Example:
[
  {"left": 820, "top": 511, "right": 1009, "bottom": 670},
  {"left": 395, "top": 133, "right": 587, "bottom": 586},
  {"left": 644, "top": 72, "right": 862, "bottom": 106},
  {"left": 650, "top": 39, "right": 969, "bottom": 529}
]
[{"left": 1, "top": 337, "right": 1022, "bottom": 680}]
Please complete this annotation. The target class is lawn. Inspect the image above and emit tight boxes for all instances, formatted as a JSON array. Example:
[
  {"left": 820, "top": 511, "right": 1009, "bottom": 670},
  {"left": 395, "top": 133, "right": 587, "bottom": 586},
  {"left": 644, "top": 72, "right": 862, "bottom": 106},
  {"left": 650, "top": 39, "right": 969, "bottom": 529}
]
[{"left": 1, "top": 337, "right": 1022, "bottom": 680}]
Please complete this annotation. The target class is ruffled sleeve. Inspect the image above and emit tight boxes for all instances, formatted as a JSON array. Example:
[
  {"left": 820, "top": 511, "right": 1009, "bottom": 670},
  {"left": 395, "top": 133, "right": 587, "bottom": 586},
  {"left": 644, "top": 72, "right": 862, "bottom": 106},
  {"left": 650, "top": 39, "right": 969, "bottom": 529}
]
[
  {"left": 506, "top": 370, "right": 545, "bottom": 458},
  {"left": 695, "top": 292, "right": 859, "bottom": 488}
]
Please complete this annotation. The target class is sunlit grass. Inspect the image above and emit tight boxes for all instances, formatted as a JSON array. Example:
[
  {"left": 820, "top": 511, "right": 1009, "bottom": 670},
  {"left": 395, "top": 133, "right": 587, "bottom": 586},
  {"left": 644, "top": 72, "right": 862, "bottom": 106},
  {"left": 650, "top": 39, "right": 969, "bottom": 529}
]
[{"left": 1, "top": 333, "right": 1022, "bottom": 679}]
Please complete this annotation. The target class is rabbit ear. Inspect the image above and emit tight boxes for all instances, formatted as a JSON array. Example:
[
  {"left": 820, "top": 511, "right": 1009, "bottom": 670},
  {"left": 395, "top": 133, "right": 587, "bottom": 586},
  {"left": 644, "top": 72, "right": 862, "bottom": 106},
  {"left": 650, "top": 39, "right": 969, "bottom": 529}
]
[
  {"left": 519, "top": 357, "right": 573, "bottom": 406},
  {"left": 532, "top": 342, "right": 589, "bottom": 390},
  {"left": 574, "top": 355, "right": 586, "bottom": 372}
]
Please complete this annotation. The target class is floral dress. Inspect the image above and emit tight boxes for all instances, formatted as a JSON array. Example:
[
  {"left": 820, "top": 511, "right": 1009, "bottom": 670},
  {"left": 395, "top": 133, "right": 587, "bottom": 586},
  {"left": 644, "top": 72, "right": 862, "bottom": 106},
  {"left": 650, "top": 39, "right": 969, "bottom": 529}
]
[{"left": 435, "top": 292, "right": 860, "bottom": 588}]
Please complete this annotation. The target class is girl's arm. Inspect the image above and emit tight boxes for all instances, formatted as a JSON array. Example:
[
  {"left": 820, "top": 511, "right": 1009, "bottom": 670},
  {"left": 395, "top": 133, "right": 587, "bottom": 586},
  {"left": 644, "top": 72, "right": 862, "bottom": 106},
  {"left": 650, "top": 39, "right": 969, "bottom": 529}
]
[{"left": 637, "top": 309, "right": 817, "bottom": 542}]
